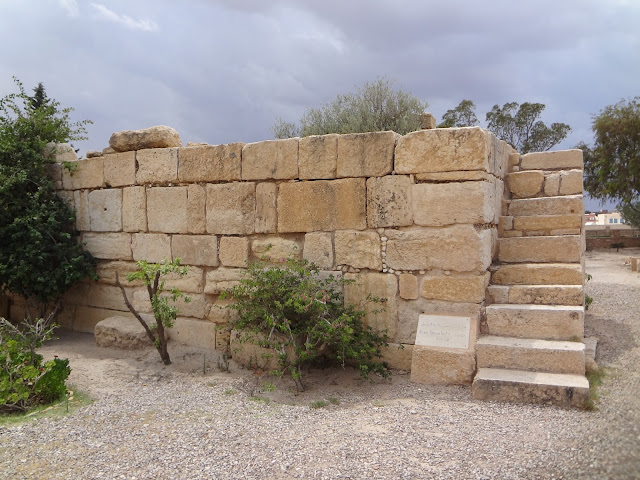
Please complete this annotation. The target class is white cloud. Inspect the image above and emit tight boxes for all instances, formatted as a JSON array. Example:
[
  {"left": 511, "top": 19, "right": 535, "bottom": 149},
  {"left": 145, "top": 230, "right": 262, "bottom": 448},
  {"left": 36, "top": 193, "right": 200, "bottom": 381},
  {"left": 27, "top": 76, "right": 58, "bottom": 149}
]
[
  {"left": 59, "top": 0, "right": 79, "bottom": 17},
  {"left": 91, "top": 3, "right": 159, "bottom": 32}
]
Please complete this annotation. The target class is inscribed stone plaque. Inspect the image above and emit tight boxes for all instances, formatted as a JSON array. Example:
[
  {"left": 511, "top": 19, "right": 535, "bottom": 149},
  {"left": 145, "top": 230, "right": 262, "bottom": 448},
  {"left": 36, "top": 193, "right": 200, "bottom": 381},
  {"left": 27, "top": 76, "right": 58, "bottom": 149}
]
[{"left": 415, "top": 314, "right": 471, "bottom": 349}]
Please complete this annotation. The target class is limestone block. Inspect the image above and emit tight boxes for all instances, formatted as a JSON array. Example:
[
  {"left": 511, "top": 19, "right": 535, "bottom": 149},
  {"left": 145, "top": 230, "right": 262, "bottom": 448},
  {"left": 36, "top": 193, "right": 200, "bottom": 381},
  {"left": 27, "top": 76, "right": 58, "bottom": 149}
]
[
  {"left": 380, "top": 343, "right": 413, "bottom": 371},
  {"left": 147, "top": 186, "right": 188, "bottom": 233},
  {"left": 509, "top": 195, "right": 583, "bottom": 216},
  {"left": 204, "top": 268, "right": 246, "bottom": 294},
  {"left": 131, "top": 289, "right": 152, "bottom": 313},
  {"left": 336, "top": 131, "right": 397, "bottom": 177},
  {"left": 486, "top": 285, "right": 510, "bottom": 304},
  {"left": 508, "top": 285, "right": 584, "bottom": 306},
  {"left": 86, "top": 151, "right": 102, "bottom": 158},
  {"left": 164, "top": 266, "right": 204, "bottom": 293},
  {"left": 299, "top": 134, "right": 338, "bottom": 179},
  {"left": 187, "top": 184, "right": 206, "bottom": 234},
  {"left": 277, "top": 178, "right": 366, "bottom": 232},
  {"left": 415, "top": 171, "right": 489, "bottom": 182},
  {"left": 411, "top": 346, "right": 476, "bottom": 385},
  {"left": 366, "top": 175, "right": 413, "bottom": 228},
  {"left": 520, "top": 149, "right": 583, "bottom": 170},
  {"left": 164, "top": 293, "right": 210, "bottom": 320},
  {"left": 420, "top": 272, "right": 490, "bottom": 303},
  {"left": 559, "top": 169, "right": 583, "bottom": 195},
  {"left": 334, "top": 230, "right": 382, "bottom": 270},
  {"left": 492, "top": 263, "right": 583, "bottom": 285},
  {"left": 303, "top": 232, "right": 334, "bottom": 269},
  {"left": 84, "top": 284, "right": 137, "bottom": 311},
  {"left": 103, "top": 152, "right": 135, "bottom": 187},
  {"left": 83, "top": 233, "right": 132, "bottom": 260},
  {"left": 45, "top": 142, "right": 77, "bottom": 162},
  {"left": 509, "top": 152, "right": 521, "bottom": 168},
  {"left": 494, "top": 140, "right": 514, "bottom": 179},
  {"left": 385, "top": 225, "right": 492, "bottom": 272},
  {"left": 486, "top": 304, "right": 584, "bottom": 341},
  {"left": 109, "top": 125, "right": 182, "bottom": 152},
  {"left": 45, "top": 163, "right": 63, "bottom": 189},
  {"left": 132, "top": 233, "right": 172, "bottom": 263},
  {"left": 73, "top": 306, "right": 135, "bottom": 334},
  {"left": 398, "top": 274, "right": 418, "bottom": 300},
  {"left": 170, "top": 317, "right": 216, "bottom": 350},
  {"left": 178, "top": 143, "right": 243, "bottom": 182},
  {"left": 344, "top": 273, "right": 398, "bottom": 339},
  {"left": 95, "top": 316, "right": 155, "bottom": 349},
  {"left": 122, "top": 186, "right": 147, "bottom": 232},
  {"left": 171, "top": 234, "right": 218, "bottom": 267},
  {"left": 395, "top": 127, "right": 491, "bottom": 174},
  {"left": 494, "top": 178, "right": 505, "bottom": 223},
  {"left": 507, "top": 170, "right": 544, "bottom": 198},
  {"left": 544, "top": 173, "right": 560, "bottom": 196},
  {"left": 206, "top": 182, "right": 256, "bottom": 234},
  {"left": 412, "top": 181, "right": 494, "bottom": 226},
  {"left": 73, "top": 190, "right": 90, "bottom": 231},
  {"left": 136, "top": 148, "right": 178, "bottom": 184},
  {"left": 255, "top": 182, "right": 277, "bottom": 233},
  {"left": 62, "top": 157, "right": 104, "bottom": 190},
  {"left": 88, "top": 189, "right": 122, "bottom": 232},
  {"left": 498, "top": 216, "right": 513, "bottom": 235},
  {"left": 498, "top": 236, "right": 582, "bottom": 263},
  {"left": 95, "top": 261, "right": 144, "bottom": 286},
  {"left": 219, "top": 236, "right": 249, "bottom": 267},
  {"left": 252, "top": 237, "right": 301, "bottom": 261},
  {"left": 242, "top": 138, "right": 298, "bottom": 180},
  {"left": 513, "top": 214, "right": 582, "bottom": 232}
]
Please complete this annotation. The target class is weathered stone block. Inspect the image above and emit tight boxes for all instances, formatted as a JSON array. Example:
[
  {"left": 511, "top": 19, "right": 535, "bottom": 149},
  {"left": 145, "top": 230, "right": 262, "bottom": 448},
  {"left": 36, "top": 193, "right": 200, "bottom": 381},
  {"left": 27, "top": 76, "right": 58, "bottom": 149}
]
[
  {"left": 171, "top": 317, "right": 217, "bottom": 349},
  {"left": 204, "top": 268, "right": 246, "bottom": 294},
  {"left": 420, "top": 273, "right": 490, "bottom": 303},
  {"left": 559, "top": 169, "right": 583, "bottom": 195},
  {"left": 103, "top": 152, "right": 135, "bottom": 187},
  {"left": 520, "top": 149, "right": 583, "bottom": 170},
  {"left": 366, "top": 175, "right": 413, "bottom": 228},
  {"left": 164, "top": 266, "right": 204, "bottom": 293},
  {"left": 344, "top": 273, "right": 397, "bottom": 339},
  {"left": 109, "top": 125, "right": 182, "bottom": 152},
  {"left": 171, "top": 234, "right": 218, "bottom": 267},
  {"left": 486, "top": 304, "right": 584, "bottom": 341},
  {"left": 62, "top": 157, "right": 104, "bottom": 190},
  {"left": 415, "top": 171, "right": 489, "bottom": 182},
  {"left": 395, "top": 127, "right": 491, "bottom": 174},
  {"left": 95, "top": 315, "right": 155, "bottom": 349},
  {"left": 507, "top": 170, "right": 544, "bottom": 198},
  {"left": 512, "top": 214, "right": 582, "bottom": 232},
  {"left": 336, "top": 131, "right": 397, "bottom": 177},
  {"left": 242, "top": 138, "right": 298, "bottom": 180},
  {"left": 206, "top": 183, "right": 256, "bottom": 234},
  {"left": 88, "top": 189, "right": 122, "bottom": 232},
  {"left": 219, "top": 236, "right": 249, "bottom": 267},
  {"left": 95, "top": 260, "right": 144, "bottom": 286},
  {"left": 509, "top": 195, "right": 583, "bottom": 216},
  {"left": 132, "top": 233, "right": 171, "bottom": 263},
  {"left": 83, "top": 233, "right": 132, "bottom": 260},
  {"left": 147, "top": 186, "right": 188, "bottom": 233},
  {"left": 255, "top": 182, "right": 277, "bottom": 233},
  {"left": 187, "top": 184, "right": 206, "bottom": 234},
  {"left": 252, "top": 238, "right": 301, "bottom": 261},
  {"left": 544, "top": 173, "right": 560, "bottom": 196},
  {"left": 178, "top": 143, "right": 243, "bottom": 182},
  {"left": 508, "top": 285, "right": 584, "bottom": 306},
  {"left": 498, "top": 236, "right": 582, "bottom": 263},
  {"left": 122, "top": 186, "right": 147, "bottom": 232},
  {"left": 385, "top": 225, "right": 492, "bottom": 272},
  {"left": 492, "top": 263, "right": 583, "bottom": 285},
  {"left": 74, "top": 190, "right": 90, "bottom": 231},
  {"left": 303, "top": 232, "right": 334, "bottom": 269},
  {"left": 299, "top": 134, "right": 338, "bottom": 179},
  {"left": 83, "top": 284, "right": 130, "bottom": 311},
  {"left": 380, "top": 343, "right": 413, "bottom": 371},
  {"left": 398, "top": 274, "right": 418, "bottom": 300},
  {"left": 334, "top": 231, "right": 382, "bottom": 270},
  {"left": 412, "top": 181, "right": 494, "bottom": 226},
  {"left": 486, "top": 285, "right": 510, "bottom": 304},
  {"left": 277, "top": 178, "right": 366, "bottom": 232},
  {"left": 411, "top": 346, "right": 476, "bottom": 385},
  {"left": 136, "top": 148, "right": 178, "bottom": 184}
]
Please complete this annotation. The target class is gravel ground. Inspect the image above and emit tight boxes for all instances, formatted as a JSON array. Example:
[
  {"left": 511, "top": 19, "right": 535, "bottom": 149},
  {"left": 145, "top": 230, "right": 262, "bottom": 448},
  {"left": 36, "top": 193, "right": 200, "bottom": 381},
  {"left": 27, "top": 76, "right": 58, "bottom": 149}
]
[{"left": 1, "top": 249, "right": 639, "bottom": 479}]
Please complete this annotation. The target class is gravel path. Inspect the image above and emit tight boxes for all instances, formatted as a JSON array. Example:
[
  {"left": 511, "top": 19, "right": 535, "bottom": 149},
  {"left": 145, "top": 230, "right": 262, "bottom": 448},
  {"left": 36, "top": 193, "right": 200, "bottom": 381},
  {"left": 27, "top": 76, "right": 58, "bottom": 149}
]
[{"left": 1, "top": 250, "right": 639, "bottom": 479}]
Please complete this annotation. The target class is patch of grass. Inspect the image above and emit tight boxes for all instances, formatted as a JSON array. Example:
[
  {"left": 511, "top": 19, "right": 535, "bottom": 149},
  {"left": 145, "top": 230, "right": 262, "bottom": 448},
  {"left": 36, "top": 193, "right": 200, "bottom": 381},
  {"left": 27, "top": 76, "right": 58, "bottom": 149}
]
[
  {"left": 328, "top": 397, "right": 340, "bottom": 405},
  {"left": 249, "top": 395, "right": 270, "bottom": 404},
  {"left": 585, "top": 368, "right": 606, "bottom": 411},
  {"left": 311, "top": 400, "right": 329, "bottom": 409},
  {"left": 223, "top": 388, "right": 237, "bottom": 395},
  {"left": 0, "top": 385, "right": 92, "bottom": 426}
]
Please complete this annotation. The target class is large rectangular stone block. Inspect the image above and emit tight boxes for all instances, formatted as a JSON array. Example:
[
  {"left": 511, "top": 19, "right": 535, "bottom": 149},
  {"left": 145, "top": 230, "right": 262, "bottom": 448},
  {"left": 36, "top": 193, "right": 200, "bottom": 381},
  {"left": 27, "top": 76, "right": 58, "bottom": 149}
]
[
  {"left": 83, "top": 232, "right": 132, "bottom": 260},
  {"left": 303, "top": 232, "right": 333, "bottom": 269},
  {"left": 486, "top": 304, "right": 584, "bottom": 341},
  {"left": 420, "top": 273, "right": 490, "bottom": 303},
  {"left": 491, "top": 263, "right": 583, "bottom": 285},
  {"left": 412, "top": 181, "right": 495, "bottom": 226},
  {"left": 366, "top": 175, "right": 413, "bottom": 228},
  {"left": 498, "top": 236, "right": 582, "bottom": 263},
  {"left": 95, "top": 260, "right": 144, "bottom": 286},
  {"left": 559, "top": 169, "right": 583, "bottom": 195},
  {"left": 385, "top": 225, "right": 492, "bottom": 272},
  {"left": 334, "top": 230, "right": 382, "bottom": 270},
  {"left": 103, "top": 152, "right": 135, "bottom": 187},
  {"left": 204, "top": 268, "right": 246, "bottom": 294},
  {"left": 132, "top": 233, "right": 172, "bottom": 263},
  {"left": 171, "top": 234, "right": 218, "bottom": 267},
  {"left": 178, "top": 143, "right": 243, "bottom": 182},
  {"left": 344, "top": 272, "right": 397, "bottom": 339},
  {"left": 169, "top": 317, "right": 217, "bottom": 350},
  {"left": 163, "top": 266, "right": 204, "bottom": 293},
  {"left": 73, "top": 190, "right": 90, "bottom": 231},
  {"left": 206, "top": 183, "right": 256, "bottom": 234},
  {"left": 277, "top": 178, "right": 366, "bottom": 232},
  {"left": 509, "top": 195, "right": 583, "bottom": 216},
  {"left": 255, "top": 182, "right": 277, "bottom": 233},
  {"left": 219, "top": 236, "right": 248, "bottom": 267},
  {"left": 512, "top": 214, "right": 582, "bottom": 232},
  {"left": 62, "top": 157, "right": 104, "bottom": 190},
  {"left": 88, "top": 189, "right": 123, "bottom": 232},
  {"left": 336, "top": 131, "right": 397, "bottom": 177},
  {"left": 136, "top": 148, "right": 178, "bottom": 184},
  {"left": 411, "top": 345, "right": 476, "bottom": 385},
  {"left": 251, "top": 238, "right": 301, "bottom": 262},
  {"left": 83, "top": 284, "right": 130, "bottom": 311},
  {"left": 520, "top": 149, "right": 583, "bottom": 170},
  {"left": 187, "top": 184, "right": 206, "bottom": 234},
  {"left": 299, "top": 134, "right": 338, "bottom": 179},
  {"left": 507, "top": 170, "right": 544, "bottom": 198},
  {"left": 147, "top": 186, "right": 188, "bottom": 233},
  {"left": 122, "top": 186, "right": 147, "bottom": 232},
  {"left": 242, "top": 138, "right": 298, "bottom": 180},
  {"left": 395, "top": 127, "right": 491, "bottom": 174}
]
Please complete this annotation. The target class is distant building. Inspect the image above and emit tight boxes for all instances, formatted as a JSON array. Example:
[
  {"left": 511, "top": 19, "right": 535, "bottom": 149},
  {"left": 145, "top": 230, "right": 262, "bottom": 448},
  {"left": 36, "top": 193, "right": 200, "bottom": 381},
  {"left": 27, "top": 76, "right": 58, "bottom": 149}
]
[
  {"left": 584, "top": 212, "right": 597, "bottom": 225},
  {"left": 596, "top": 211, "right": 626, "bottom": 226}
]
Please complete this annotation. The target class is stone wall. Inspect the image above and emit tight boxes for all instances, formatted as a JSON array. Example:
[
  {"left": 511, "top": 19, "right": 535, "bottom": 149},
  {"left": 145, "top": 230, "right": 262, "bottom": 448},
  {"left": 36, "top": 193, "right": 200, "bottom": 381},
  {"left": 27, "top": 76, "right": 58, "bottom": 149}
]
[{"left": 586, "top": 228, "right": 640, "bottom": 250}]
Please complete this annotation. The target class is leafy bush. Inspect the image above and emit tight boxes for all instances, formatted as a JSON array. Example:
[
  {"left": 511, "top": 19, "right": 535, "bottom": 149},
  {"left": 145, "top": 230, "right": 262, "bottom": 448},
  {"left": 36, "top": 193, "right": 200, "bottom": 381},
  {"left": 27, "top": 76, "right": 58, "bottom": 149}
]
[{"left": 222, "top": 257, "right": 390, "bottom": 391}]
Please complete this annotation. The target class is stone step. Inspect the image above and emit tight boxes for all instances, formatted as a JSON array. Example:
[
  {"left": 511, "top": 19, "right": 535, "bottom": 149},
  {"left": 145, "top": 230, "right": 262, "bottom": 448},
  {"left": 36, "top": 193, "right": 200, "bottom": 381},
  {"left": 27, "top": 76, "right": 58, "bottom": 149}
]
[
  {"left": 476, "top": 335, "right": 585, "bottom": 375},
  {"left": 486, "top": 284, "right": 584, "bottom": 306},
  {"left": 491, "top": 263, "right": 583, "bottom": 285},
  {"left": 472, "top": 367, "right": 589, "bottom": 408},
  {"left": 500, "top": 214, "right": 582, "bottom": 237},
  {"left": 498, "top": 235, "right": 582, "bottom": 263},
  {"left": 508, "top": 195, "right": 583, "bottom": 217},
  {"left": 485, "top": 304, "right": 584, "bottom": 341}
]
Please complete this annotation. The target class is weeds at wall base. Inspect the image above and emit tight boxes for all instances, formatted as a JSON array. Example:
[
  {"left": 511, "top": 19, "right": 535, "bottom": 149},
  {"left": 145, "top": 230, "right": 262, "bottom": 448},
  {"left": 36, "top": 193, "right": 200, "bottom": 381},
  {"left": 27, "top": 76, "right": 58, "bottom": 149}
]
[{"left": 584, "top": 368, "right": 606, "bottom": 411}]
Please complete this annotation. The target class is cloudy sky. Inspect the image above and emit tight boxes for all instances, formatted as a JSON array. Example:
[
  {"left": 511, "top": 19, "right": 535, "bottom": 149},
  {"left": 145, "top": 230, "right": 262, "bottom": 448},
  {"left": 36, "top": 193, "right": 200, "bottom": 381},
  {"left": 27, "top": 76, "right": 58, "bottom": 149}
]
[{"left": 1, "top": 0, "right": 638, "bottom": 209}]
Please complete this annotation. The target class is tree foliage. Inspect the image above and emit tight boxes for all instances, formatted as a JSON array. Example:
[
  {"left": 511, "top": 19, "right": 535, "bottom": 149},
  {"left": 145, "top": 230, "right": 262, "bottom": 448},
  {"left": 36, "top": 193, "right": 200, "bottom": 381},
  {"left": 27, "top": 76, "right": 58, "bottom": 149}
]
[
  {"left": 438, "top": 99, "right": 479, "bottom": 128},
  {"left": 0, "top": 78, "right": 95, "bottom": 323},
  {"left": 273, "top": 77, "right": 428, "bottom": 138}
]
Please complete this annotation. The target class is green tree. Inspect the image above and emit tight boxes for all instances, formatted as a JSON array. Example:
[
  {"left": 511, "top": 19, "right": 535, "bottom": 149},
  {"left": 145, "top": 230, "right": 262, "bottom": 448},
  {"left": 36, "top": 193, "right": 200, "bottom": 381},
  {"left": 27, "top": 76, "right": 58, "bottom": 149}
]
[
  {"left": 28, "top": 82, "right": 49, "bottom": 111},
  {"left": 272, "top": 77, "right": 428, "bottom": 138},
  {"left": 0, "top": 78, "right": 96, "bottom": 325},
  {"left": 438, "top": 99, "right": 479, "bottom": 128}
]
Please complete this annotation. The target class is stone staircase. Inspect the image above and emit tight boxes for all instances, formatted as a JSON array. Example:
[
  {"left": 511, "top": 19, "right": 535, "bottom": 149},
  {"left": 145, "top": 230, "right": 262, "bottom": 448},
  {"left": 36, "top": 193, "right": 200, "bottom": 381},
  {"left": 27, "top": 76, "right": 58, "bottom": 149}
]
[{"left": 472, "top": 151, "right": 590, "bottom": 408}]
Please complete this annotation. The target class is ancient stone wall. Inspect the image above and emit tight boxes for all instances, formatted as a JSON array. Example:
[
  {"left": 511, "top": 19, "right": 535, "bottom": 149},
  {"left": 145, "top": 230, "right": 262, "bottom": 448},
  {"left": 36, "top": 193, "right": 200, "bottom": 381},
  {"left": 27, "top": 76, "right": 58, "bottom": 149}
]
[{"left": 586, "top": 228, "right": 640, "bottom": 250}]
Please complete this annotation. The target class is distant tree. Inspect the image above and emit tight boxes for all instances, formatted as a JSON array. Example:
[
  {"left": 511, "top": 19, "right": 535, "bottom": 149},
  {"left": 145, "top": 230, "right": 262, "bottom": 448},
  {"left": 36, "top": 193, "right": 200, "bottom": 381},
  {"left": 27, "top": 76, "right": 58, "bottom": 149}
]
[
  {"left": 272, "top": 77, "right": 428, "bottom": 138},
  {"left": 438, "top": 99, "right": 479, "bottom": 128},
  {"left": 28, "top": 82, "right": 50, "bottom": 111}
]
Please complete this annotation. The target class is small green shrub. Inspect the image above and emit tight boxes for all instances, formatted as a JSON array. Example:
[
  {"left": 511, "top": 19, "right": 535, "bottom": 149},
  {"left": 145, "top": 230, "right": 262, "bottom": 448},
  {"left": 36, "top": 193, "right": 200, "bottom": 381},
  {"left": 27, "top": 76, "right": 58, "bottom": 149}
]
[
  {"left": 311, "top": 399, "right": 329, "bottom": 409},
  {"left": 222, "top": 256, "right": 390, "bottom": 391}
]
